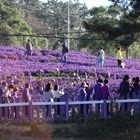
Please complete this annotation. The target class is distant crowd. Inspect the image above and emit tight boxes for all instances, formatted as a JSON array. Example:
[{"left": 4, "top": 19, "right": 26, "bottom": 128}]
[
  {"left": 0, "top": 74, "right": 140, "bottom": 116},
  {"left": 26, "top": 39, "right": 124, "bottom": 67}
]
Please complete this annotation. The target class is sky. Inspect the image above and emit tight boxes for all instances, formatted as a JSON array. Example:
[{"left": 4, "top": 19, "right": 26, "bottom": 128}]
[{"left": 40, "top": 0, "right": 112, "bottom": 9}]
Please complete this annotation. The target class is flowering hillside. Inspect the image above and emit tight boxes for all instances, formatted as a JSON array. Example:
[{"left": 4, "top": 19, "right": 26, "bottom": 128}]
[
  {"left": 0, "top": 46, "right": 140, "bottom": 97},
  {"left": 0, "top": 46, "right": 140, "bottom": 78}
]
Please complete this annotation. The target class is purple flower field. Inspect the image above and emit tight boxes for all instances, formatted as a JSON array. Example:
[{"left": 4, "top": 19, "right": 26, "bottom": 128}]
[{"left": 0, "top": 46, "right": 140, "bottom": 99}]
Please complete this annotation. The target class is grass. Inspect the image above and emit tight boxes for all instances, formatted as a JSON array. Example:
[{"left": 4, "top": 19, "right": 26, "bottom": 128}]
[{"left": 1, "top": 113, "right": 140, "bottom": 140}]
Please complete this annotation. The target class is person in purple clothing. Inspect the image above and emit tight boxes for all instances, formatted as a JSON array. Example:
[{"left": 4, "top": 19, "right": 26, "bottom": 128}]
[
  {"left": 93, "top": 78, "right": 103, "bottom": 115},
  {"left": 102, "top": 79, "right": 110, "bottom": 115},
  {"left": 102, "top": 79, "right": 110, "bottom": 99},
  {"left": 93, "top": 79, "right": 103, "bottom": 100},
  {"left": 78, "top": 82, "right": 88, "bottom": 115}
]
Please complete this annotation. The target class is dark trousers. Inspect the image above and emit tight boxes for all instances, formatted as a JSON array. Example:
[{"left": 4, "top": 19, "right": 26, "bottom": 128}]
[
  {"left": 46, "top": 105, "right": 48, "bottom": 117},
  {"left": 117, "top": 59, "right": 122, "bottom": 67},
  {"left": 80, "top": 104, "right": 84, "bottom": 115},
  {"left": 57, "top": 98, "right": 60, "bottom": 116},
  {"left": 104, "top": 98, "right": 110, "bottom": 115},
  {"left": 120, "top": 96, "right": 127, "bottom": 112}
]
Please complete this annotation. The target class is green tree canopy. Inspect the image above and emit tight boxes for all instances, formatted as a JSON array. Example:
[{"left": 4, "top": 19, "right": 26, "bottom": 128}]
[{"left": 83, "top": 3, "right": 140, "bottom": 58}]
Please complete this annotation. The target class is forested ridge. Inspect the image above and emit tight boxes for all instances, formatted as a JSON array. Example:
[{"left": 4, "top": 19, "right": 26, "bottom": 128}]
[{"left": 1, "top": 0, "right": 140, "bottom": 59}]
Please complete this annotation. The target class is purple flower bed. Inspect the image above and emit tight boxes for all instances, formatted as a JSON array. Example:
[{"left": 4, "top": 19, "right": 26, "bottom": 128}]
[{"left": 0, "top": 46, "right": 140, "bottom": 101}]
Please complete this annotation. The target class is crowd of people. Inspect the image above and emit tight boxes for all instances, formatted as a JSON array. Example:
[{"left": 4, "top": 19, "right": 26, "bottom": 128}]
[
  {"left": 0, "top": 39, "right": 137, "bottom": 118},
  {"left": 0, "top": 74, "right": 139, "bottom": 117}
]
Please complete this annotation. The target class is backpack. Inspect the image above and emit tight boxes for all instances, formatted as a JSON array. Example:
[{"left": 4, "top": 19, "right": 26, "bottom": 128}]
[{"left": 65, "top": 47, "right": 69, "bottom": 53}]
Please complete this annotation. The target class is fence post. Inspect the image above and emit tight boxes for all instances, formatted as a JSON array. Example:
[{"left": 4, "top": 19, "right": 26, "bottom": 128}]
[
  {"left": 48, "top": 99, "right": 53, "bottom": 120},
  {"left": 29, "top": 101, "right": 33, "bottom": 121},
  {"left": 0, "top": 97, "right": 2, "bottom": 121},
  {"left": 103, "top": 99, "right": 107, "bottom": 119},
  {"left": 65, "top": 100, "right": 69, "bottom": 121},
  {"left": 138, "top": 91, "right": 140, "bottom": 114}
]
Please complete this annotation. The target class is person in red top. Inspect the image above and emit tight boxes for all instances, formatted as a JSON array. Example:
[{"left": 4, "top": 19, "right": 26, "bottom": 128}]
[{"left": 101, "top": 79, "right": 110, "bottom": 115}]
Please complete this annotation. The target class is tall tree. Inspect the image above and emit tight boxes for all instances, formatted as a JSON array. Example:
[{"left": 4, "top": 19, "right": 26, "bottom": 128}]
[
  {"left": 83, "top": 3, "right": 140, "bottom": 58},
  {"left": 0, "top": 2, "right": 32, "bottom": 46}
]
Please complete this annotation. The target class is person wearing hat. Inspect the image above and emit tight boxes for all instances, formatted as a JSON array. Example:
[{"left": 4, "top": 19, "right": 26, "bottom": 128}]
[
  {"left": 95, "top": 47, "right": 105, "bottom": 67},
  {"left": 118, "top": 75, "right": 131, "bottom": 112}
]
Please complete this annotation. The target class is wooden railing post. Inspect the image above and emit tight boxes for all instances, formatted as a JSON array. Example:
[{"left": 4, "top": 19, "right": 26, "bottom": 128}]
[
  {"left": 103, "top": 99, "right": 107, "bottom": 119},
  {"left": 0, "top": 97, "right": 2, "bottom": 121},
  {"left": 29, "top": 101, "right": 33, "bottom": 121},
  {"left": 65, "top": 100, "right": 69, "bottom": 121}
]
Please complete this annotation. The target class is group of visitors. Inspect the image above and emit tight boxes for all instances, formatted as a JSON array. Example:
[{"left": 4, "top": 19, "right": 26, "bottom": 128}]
[
  {"left": 78, "top": 77, "right": 110, "bottom": 115},
  {"left": 26, "top": 39, "right": 69, "bottom": 63},
  {"left": 95, "top": 46, "right": 124, "bottom": 68},
  {"left": 0, "top": 81, "right": 65, "bottom": 118},
  {"left": 0, "top": 74, "right": 140, "bottom": 117},
  {"left": 78, "top": 74, "right": 140, "bottom": 115},
  {"left": 26, "top": 39, "right": 124, "bottom": 67},
  {"left": 119, "top": 75, "right": 140, "bottom": 112}
]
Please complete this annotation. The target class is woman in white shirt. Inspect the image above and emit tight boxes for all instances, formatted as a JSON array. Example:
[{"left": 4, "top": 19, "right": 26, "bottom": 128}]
[
  {"left": 53, "top": 84, "right": 64, "bottom": 116},
  {"left": 54, "top": 84, "right": 64, "bottom": 99},
  {"left": 43, "top": 83, "right": 54, "bottom": 116},
  {"left": 43, "top": 83, "right": 54, "bottom": 102}
]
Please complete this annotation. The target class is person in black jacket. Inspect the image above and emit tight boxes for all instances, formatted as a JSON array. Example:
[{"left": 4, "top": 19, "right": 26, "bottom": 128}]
[
  {"left": 58, "top": 41, "right": 68, "bottom": 63},
  {"left": 119, "top": 75, "right": 131, "bottom": 112}
]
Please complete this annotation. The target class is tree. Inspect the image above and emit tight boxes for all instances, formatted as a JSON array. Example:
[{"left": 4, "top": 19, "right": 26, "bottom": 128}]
[
  {"left": 0, "top": 2, "right": 32, "bottom": 46},
  {"left": 83, "top": 4, "right": 140, "bottom": 58},
  {"left": 32, "top": 0, "right": 88, "bottom": 50}
]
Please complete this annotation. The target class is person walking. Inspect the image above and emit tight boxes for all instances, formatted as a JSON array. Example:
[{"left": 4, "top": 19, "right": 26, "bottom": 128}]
[
  {"left": 95, "top": 47, "right": 105, "bottom": 67},
  {"left": 58, "top": 41, "right": 68, "bottom": 63},
  {"left": 116, "top": 47, "right": 123, "bottom": 67}
]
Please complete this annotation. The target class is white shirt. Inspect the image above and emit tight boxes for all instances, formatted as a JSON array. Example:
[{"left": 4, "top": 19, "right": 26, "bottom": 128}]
[
  {"left": 43, "top": 90, "right": 54, "bottom": 102},
  {"left": 54, "top": 90, "right": 64, "bottom": 98},
  {"left": 98, "top": 49, "right": 105, "bottom": 59}
]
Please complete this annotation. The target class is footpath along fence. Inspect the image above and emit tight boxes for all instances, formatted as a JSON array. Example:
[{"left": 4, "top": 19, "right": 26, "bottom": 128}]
[{"left": 0, "top": 92, "right": 140, "bottom": 122}]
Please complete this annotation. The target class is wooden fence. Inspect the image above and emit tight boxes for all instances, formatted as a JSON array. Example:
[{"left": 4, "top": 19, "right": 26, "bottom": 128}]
[{"left": 0, "top": 92, "right": 140, "bottom": 122}]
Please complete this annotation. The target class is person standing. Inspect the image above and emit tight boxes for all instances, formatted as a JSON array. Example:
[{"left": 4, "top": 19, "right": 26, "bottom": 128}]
[
  {"left": 58, "top": 41, "right": 68, "bottom": 63},
  {"left": 43, "top": 83, "right": 54, "bottom": 116},
  {"left": 95, "top": 47, "right": 105, "bottom": 67},
  {"left": 53, "top": 84, "right": 64, "bottom": 116},
  {"left": 102, "top": 79, "right": 110, "bottom": 115},
  {"left": 116, "top": 47, "right": 123, "bottom": 67},
  {"left": 26, "top": 39, "right": 33, "bottom": 56},
  {"left": 78, "top": 82, "right": 88, "bottom": 115},
  {"left": 93, "top": 78, "right": 103, "bottom": 115},
  {"left": 118, "top": 75, "right": 131, "bottom": 112},
  {"left": 22, "top": 83, "right": 31, "bottom": 118}
]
